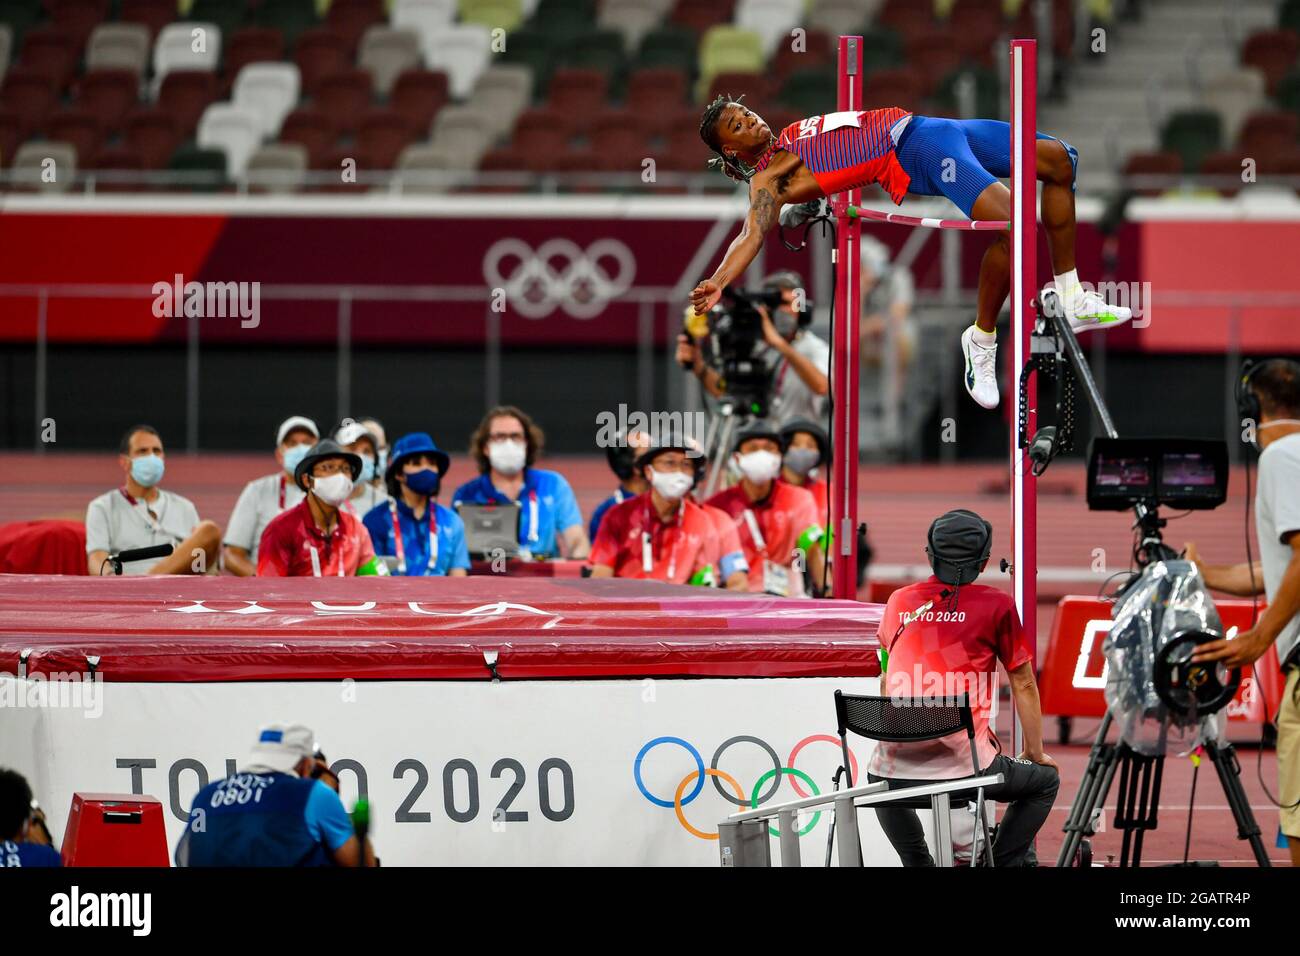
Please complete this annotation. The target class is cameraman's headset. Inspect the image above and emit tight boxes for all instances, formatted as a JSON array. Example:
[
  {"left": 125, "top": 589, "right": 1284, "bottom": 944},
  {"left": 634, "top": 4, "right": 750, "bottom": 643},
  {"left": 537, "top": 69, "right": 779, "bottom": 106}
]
[
  {"left": 884, "top": 510, "right": 994, "bottom": 656},
  {"left": 762, "top": 269, "right": 813, "bottom": 328}
]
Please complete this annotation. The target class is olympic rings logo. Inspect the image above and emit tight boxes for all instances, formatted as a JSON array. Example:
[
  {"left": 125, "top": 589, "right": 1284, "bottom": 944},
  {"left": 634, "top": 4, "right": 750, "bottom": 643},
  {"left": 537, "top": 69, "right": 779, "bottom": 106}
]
[
  {"left": 482, "top": 238, "right": 636, "bottom": 320},
  {"left": 633, "top": 735, "right": 861, "bottom": 840}
]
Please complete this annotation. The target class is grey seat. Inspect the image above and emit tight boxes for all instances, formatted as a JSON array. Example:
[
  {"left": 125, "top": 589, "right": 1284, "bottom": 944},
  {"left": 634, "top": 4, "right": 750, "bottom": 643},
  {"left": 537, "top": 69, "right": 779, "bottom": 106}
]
[
  {"left": 358, "top": 26, "right": 423, "bottom": 96},
  {"left": 395, "top": 142, "right": 472, "bottom": 192},
  {"left": 430, "top": 105, "right": 497, "bottom": 168},
  {"left": 466, "top": 65, "right": 532, "bottom": 138},
  {"left": 11, "top": 141, "right": 78, "bottom": 193},
  {"left": 597, "top": 0, "right": 664, "bottom": 55},
  {"left": 246, "top": 142, "right": 309, "bottom": 193},
  {"left": 87, "top": 23, "right": 151, "bottom": 77}
]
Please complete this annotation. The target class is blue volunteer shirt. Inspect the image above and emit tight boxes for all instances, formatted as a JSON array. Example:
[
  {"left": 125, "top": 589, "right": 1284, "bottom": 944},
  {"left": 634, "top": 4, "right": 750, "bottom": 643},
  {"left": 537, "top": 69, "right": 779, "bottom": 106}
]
[
  {"left": 3, "top": 839, "right": 61, "bottom": 867},
  {"left": 175, "top": 772, "right": 354, "bottom": 867},
  {"left": 588, "top": 485, "right": 638, "bottom": 542},
  {"left": 362, "top": 498, "right": 470, "bottom": 576},
  {"left": 452, "top": 468, "right": 583, "bottom": 559}
]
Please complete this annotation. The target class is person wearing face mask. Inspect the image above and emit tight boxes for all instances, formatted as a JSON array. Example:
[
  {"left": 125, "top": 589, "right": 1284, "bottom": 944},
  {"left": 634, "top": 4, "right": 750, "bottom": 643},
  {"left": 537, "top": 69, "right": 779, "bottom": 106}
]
[
  {"left": 362, "top": 432, "right": 470, "bottom": 577},
  {"left": 707, "top": 421, "right": 826, "bottom": 597},
  {"left": 589, "top": 438, "right": 748, "bottom": 589},
  {"left": 355, "top": 415, "right": 389, "bottom": 491},
  {"left": 334, "top": 421, "right": 388, "bottom": 518},
  {"left": 779, "top": 418, "right": 830, "bottom": 516},
  {"left": 258, "top": 439, "right": 386, "bottom": 577},
  {"left": 223, "top": 416, "right": 320, "bottom": 577},
  {"left": 1186, "top": 359, "right": 1300, "bottom": 865},
  {"left": 675, "top": 270, "right": 829, "bottom": 429},
  {"left": 85, "top": 424, "right": 222, "bottom": 575},
  {"left": 588, "top": 430, "right": 652, "bottom": 543},
  {"left": 452, "top": 405, "right": 589, "bottom": 560}
]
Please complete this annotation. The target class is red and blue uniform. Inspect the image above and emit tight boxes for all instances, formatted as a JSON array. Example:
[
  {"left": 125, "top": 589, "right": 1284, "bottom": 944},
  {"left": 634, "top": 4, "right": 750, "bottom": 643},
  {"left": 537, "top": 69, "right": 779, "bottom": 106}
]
[{"left": 754, "top": 108, "right": 914, "bottom": 202}]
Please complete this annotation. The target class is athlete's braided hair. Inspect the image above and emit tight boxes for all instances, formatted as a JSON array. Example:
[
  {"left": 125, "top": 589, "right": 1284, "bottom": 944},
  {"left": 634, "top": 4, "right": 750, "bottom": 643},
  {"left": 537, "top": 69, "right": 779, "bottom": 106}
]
[{"left": 700, "top": 93, "right": 754, "bottom": 184}]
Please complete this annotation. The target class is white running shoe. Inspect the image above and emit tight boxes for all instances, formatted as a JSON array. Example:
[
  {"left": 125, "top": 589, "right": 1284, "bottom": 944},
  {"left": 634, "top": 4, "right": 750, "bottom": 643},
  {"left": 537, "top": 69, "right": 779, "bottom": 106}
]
[
  {"left": 1042, "top": 283, "right": 1133, "bottom": 334},
  {"left": 960, "top": 325, "right": 999, "bottom": 409}
]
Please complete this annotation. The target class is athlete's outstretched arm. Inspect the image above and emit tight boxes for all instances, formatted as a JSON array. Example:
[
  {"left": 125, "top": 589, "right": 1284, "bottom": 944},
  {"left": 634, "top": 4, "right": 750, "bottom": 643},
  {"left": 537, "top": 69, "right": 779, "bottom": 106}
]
[{"left": 690, "top": 182, "right": 778, "bottom": 314}]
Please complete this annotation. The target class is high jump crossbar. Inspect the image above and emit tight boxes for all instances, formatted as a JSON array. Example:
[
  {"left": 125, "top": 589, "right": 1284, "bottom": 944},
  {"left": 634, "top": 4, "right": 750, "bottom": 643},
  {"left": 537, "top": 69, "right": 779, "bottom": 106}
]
[{"left": 830, "top": 39, "right": 1038, "bottom": 736}]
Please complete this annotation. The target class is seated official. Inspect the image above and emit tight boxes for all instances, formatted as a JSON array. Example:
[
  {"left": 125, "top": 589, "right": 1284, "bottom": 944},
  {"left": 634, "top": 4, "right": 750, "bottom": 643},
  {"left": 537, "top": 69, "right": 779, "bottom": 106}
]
[
  {"left": 258, "top": 439, "right": 387, "bottom": 577},
  {"left": 363, "top": 431, "right": 470, "bottom": 577},
  {"left": 223, "top": 415, "right": 318, "bottom": 577},
  {"left": 706, "top": 421, "right": 825, "bottom": 597},
  {"left": 175, "top": 723, "right": 375, "bottom": 867},
  {"left": 590, "top": 438, "right": 748, "bottom": 589},
  {"left": 779, "top": 418, "right": 829, "bottom": 516},
  {"left": 588, "top": 430, "right": 651, "bottom": 543},
  {"left": 85, "top": 424, "right": 222, "bottom": 576},
  {"left": 451, "top": 405, "right": 588, "bottom": 560},
  {"left": 334, "top": 420, "right": 388, "bottom": 519},
  {"left": 0, "top": 767, "right": 61, "bottom": 867},
  {"left": 868, "top": 509, "right": 1059, "bottom": 867}
]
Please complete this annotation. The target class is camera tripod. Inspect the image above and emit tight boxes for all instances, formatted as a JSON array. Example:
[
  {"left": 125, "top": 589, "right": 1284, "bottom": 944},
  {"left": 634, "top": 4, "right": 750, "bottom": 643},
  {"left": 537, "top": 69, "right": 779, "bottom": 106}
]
[{"left": 1057, "top": 710, "right": 1271, "bottom": 867}]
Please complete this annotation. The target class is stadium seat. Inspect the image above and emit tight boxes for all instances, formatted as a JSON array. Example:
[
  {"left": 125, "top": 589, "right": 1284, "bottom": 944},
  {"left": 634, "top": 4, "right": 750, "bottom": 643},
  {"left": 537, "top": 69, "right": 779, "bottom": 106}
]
[
  {"left": 45, "top": 107, "right": 102, "bottom": 164},
  {"left": 512, "top": 106, "right": 570, "bottom": 153},
  {"left": 46, "top": 0, "right": 107, "bottom": 49},
  {"left": 0, "top": 67, "right": 57, "bottom": 134},
  {"left": 357, "top": 107, "right": 415, "bottom": 167},
  {"left": 555, "top": 29, "right": 626, "bottom": 77},
  {"left": 546, "top": 68, "right": 608, "bottom": 117},
  {"left": 625, "top": 67, "right": 687, "bottom": 116},
  {"left": 1282, "top": 0, "right": 1300, "bottom": 34},
  {"left": 876, "top": 0, "right": 934, "bottom": 41},
  {"left": 633, "top": 27, "right": 696, "bottom": 78},
  {"left": 1241, "top": 29, "right": 1300, "bottom": 96},
  {"left": 459, "top": 0, "right": 524, "bottom": 33},
  {"left": 10, "top": 139, "right": 77, "bottom": 191},
  {"left": 735, "top": 0, "right": 801, "bottom": 58},
  {"left": 778, "top": 66, "right": 834, "bottom": 117},
  {"left": 498, "top": 28, "right": 558, "bottom": 98},
  {"left": 1198, "top": 150, "right": 1250, "bottom": 197},
  {"left": 1238, "top": 110, "right": 1299, "bottom": 157},
  {"left": 157, "top": 70, "right": 218, "bottom": 137},
  {"left": 526, "top": 0, "right": 591, "bottom": 36},
  {"left": 597, "top": 0, "right": 661, "bottom": 56},
  {"left": 253, "top": 0, "right": 321, "bottom": 49},
  {"left": 465, "top": 63, "right": 531, "bottom": 137},
  {"left": 430, "top": 103, "right": 495, "bottom": 167},
  {"left": 189, "top": 0, "right": 250, "bottom": 45},
  {"left": 770, "top": 29, "right": 831, "bottom": 81},
  {"left": 389, "top": 68, "right": 449, "bottom": 136},
  {"left": 395, "top": 141, "right": 468, "bottom": 192},
  {"left": 697, "top": 26, "right": 764, "bottom": 94},
  {"left": 1204, "top": 67, "right": 1268, "bottom": 144},
  {"left": 706, "top": 71, "right": 770, "bottom": 108},
  {"left": 75, "top": 69, "right": 141, "bottom": 131},
  {"left": 153, "top": 23, "right": 223, "bottom": 96},
  {"left": 0, "top": 2, "right": 39, "bottom": 52},
  {"left": 246, "top": 141, "right": 309, "bottom": 192},
  {"left": 278, "top": 106, "right": 336, "bottom": 164},
  {"left": 294, "top": 26, "right": 352, "bottom": 96},
  {"left": 233, "top": 62, "right": 301, "bottom": 138},
  {"left": 587, "top": 107, "right": 645, "bottom": 154},
  {"left": 223, "top": 28, "right": 287, "bottom": 95},
  {"left": 327, "top": 0, "right": 386, "bottom": 49},
  {"left": 426, "top": 23, "right": 491, "bottom": 98},
  {"left": 1276, "top": 69, "right": 1300, "bottom": 116},
  {"left": 0, "top": 24, "right": 11, "bottom": 83},
  {"left": 1120, "top": 150, "right": 1182, "bottom": 198},
  {"left": 316, "top": 69, "right": 374, "bottom": 135},
  {"left": 86, "top": 23, "right": 152, "bottom": 77},
  {"left": 166, "top": 143, "right": 228, "bottom": 191},
  {"left": 86, "top": 143, "right": 146, "bottom": 189},
  {"left": 358, "top": 25, "right": 421, "bottom": 95},
  {"left": 392, "top": 0, "right": 457, "bottom": 60},
  {"left": 1160, "top": 109, "right": 1223, "bottom": 174},
  {"left": 933, "top": 66, "right": 1000, "bottom": 120},
  {"left": 21, "top": 25, "right": 81, "bottom": 92},
  {"left": 807, "top": 0, "right": 868, "bottom": 39},
  {"left": 672, "top": 0, "right": 734, "bottom": 36},
  {"left": 197, "top": 101, "right": 263, "bottom": 175},
  {"left": 906, "top": 33, "right": 962, "bottom": 96},
  {"left": 314, "top": 144, "right": 376, "bottom": 192},
  {"left": 0, "top": 107, "right": 20, "bottom": 168},
  {"left": 123, "top": 106, "right": 182, "bottom": 168},
  {"left": 865, "top": 67, "right": 923, "bottom": 113},
  {"left": 119, "top": 0, "right": 177, "bottom": 40}
]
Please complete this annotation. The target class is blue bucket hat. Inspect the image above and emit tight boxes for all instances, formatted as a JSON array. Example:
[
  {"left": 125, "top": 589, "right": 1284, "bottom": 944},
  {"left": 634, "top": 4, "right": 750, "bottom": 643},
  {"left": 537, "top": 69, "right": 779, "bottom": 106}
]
[{"left": 385, "top": 431, "right": 451, "bottom": 482}]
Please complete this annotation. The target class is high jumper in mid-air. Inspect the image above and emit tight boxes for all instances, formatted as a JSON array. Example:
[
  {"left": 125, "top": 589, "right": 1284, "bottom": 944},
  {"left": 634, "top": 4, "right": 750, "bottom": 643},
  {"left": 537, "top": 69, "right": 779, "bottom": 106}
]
[{"left": 691, "top": 97, "right": 1132, "bottom": 409}]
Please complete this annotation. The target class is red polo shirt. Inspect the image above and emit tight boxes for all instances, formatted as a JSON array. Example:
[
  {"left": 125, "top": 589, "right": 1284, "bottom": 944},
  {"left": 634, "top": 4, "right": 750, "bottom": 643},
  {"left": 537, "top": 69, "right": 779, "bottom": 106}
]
[
  {"left": 706, "top": 480, "right": 822, "bottom": 593},
  {"left": 867, "top": 576, "right": 1033, "bottom": 780},
  {"left": 258, "top": 498, "right": 376, "bottom": 577},
  {"left": 589, "top": 493, "right": 720, "bottom": 585}
]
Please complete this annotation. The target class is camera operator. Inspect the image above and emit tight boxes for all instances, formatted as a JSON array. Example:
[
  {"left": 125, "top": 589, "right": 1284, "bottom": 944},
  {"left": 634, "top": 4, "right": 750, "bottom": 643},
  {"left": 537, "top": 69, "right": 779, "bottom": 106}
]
[
  {"left": 0, "top": 767, "right": 61, "bottom": 867},
  {"left": 868, "top": 510, "right": 1058, "bottom": 867},
  {"left": 1188, "top": 358, "right": 1300, "bottom": 864},
  {"left": 174, "top": 723, "right": 375, "bottom": 867},
  {"left": 676, "top": 270, "right": 829, "bottom": 428}
]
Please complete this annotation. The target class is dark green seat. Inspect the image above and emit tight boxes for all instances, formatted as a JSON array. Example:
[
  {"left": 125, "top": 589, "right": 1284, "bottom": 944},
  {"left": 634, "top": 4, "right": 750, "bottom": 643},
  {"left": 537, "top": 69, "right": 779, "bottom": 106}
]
[
  {"left": 1159, "top": 109, "right": 1223, "bottom": 173},
  {"left": 1280, "top": 0, "right": 1300, "bottom": 34},
  {"left": 189, "top": 0, "right": 250, "bottom": 44},
  {"left": 501, "top": 28, "right": 560, "bottom": 98},
  {"left": 933, "top": 66, "right": 1001, "bottom": 119},
  {"left": 860, "top": 27, "right": 904, "bottom": 72},
  {"left": 779, "top": 67, "right": 836, "bottom": 117},
  {"left": 169, "top": 144, "right": 228, "bottom": 192},
  {"left": 634, "top": 28, "right": 697, "bottom": 77},
  {"left": 252, "top": 0, "right": 319, "bottom": 49},
  {"left": 528, "top": 0, "right": 595, "bottom": 36},
  {"left": 0, "top": 0, "right": 42, "bottom": 49},
  {"left": 1275, "top": 68, "right": 1300, "bottom": 115}
]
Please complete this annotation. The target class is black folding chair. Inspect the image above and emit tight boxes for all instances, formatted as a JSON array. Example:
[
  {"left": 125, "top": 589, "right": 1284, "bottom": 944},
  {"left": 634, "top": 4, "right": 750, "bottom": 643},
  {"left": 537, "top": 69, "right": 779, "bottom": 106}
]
[{"left": 834, "top": 690, "right": 997, "bottom": 867}]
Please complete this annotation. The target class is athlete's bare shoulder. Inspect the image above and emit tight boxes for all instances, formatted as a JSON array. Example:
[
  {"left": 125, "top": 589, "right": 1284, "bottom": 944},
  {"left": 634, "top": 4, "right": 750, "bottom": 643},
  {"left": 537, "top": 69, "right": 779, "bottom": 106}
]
[{"left": 752, "top": 150, "right": 820, "bottom": 206}]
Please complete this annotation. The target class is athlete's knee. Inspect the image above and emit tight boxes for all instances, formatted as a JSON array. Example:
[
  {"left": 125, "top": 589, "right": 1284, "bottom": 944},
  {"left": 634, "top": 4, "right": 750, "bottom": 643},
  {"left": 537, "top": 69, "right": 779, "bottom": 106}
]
[{"left": 1039, "top": 139, "right": 1074, "bottom": 185}]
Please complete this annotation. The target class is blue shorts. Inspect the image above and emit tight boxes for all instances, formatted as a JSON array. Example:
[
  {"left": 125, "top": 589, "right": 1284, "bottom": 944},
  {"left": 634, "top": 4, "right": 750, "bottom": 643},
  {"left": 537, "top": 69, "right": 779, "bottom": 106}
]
[{"left": 893, "top": 116, "right": 1078, "bottom": 218}]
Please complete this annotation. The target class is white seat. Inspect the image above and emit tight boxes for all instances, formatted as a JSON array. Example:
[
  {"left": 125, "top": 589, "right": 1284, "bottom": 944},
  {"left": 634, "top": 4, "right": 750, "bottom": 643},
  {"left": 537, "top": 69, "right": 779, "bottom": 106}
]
[
  {"left": 246, "top": 143, "right": 309, "bottom": 193},
  {"left": 153, "top": 22, "right": 222, "bottom": 96},
  {"left": 735, "top": 0, "right": 803, "bottom": 57},
  {"left": 232, "top": 62, "right": 301, "bottom": 138},
  {"left": 597, "top": 0, "right": 663, "bottom": 55},
  {"left": 1203, "top": 67, "right": 1268, "bottom": 143},
  {"left": 426, "top": 24, "right": 492, "bottom": 99},
  {"left": 808, "top": 0, "right": 870, "bottom": 38},
  {"left": 87, "top": 23, "right": 151, "bottom": 76},
  {"left": 12, "top": 141, "right": 77, "bottom": 193},
  {"left": 391, "top": 0, "right": 456, "bottom": 54},
  {"left": 197, "top": 103, "right": 263, "bottom": 176}
]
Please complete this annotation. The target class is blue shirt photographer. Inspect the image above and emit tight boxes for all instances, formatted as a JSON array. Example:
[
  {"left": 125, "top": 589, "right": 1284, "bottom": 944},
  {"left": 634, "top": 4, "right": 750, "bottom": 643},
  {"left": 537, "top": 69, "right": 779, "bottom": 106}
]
[{"left": 452, "top": 469, "right": 582, "bottom": 559}]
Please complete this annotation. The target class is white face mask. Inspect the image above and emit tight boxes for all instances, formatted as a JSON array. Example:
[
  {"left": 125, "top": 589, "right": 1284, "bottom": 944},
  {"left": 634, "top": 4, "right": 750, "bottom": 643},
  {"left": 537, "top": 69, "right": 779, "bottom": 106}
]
[
  {"left": 487, "top": 440, "right": 527, "bottom": 476},
  {"left": 649, "top": 468, "right": 694, "bottom": 501},
  {"left": 311, "top": 472, "right": 354, "bottom": 507},
  {"left": 736, "top": 449, "right": 782, "bottom": 484}
]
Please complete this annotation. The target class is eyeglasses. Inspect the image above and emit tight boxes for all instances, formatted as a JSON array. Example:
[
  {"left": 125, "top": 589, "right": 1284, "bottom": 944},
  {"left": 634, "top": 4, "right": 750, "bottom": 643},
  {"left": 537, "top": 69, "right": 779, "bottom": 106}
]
[
  {"left": 489, "top": 433, "right": 526, "bottom": 444},
  {"left": 651, "top": 456, "right": 694, "bottom": 473},
  {"left": 312, "top": 459, "right": 349, "bottom": 477}
]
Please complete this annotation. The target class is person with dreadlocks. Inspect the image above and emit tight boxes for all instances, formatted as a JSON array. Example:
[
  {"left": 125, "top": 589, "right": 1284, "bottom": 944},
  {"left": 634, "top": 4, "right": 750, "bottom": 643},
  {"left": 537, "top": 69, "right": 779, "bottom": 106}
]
[{"left": 691, "top": 96, "right": 1132, "bottom": 409}]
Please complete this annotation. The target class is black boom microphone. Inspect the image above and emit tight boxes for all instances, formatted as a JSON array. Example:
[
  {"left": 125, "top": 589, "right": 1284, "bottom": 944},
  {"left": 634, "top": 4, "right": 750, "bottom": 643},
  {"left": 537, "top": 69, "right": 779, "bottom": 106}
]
[{"left": 109, "top": 544, "right": 173, "bottom": 575}]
